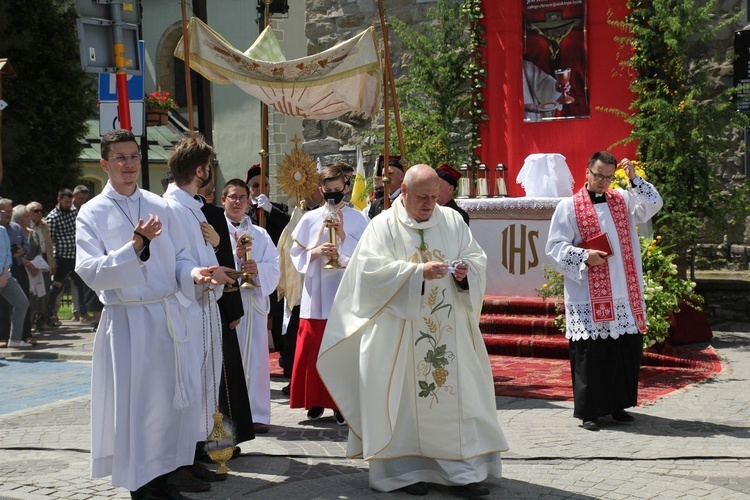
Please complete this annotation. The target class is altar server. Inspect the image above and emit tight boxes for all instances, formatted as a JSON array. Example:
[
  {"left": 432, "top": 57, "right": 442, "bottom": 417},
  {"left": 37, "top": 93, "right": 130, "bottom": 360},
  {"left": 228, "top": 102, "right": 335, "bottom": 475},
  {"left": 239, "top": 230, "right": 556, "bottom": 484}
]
[
  {"left": 76, "top": 129, "right": 220, "bottom": 498},
  {"left": 222, "top": 178, "right": 280, "bottom": 432}
]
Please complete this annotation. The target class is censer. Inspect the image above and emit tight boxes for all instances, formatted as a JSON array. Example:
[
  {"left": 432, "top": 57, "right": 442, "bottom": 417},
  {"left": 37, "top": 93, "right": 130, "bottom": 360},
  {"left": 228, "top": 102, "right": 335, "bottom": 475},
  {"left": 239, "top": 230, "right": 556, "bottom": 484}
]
[{"left": 201, "top": 287, "right": 235, "bottom": 475}]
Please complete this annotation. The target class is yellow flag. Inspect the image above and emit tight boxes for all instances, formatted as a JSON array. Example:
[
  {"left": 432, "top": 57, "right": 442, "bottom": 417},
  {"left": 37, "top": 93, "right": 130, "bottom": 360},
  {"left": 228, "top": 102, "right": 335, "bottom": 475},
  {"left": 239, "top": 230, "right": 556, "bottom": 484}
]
[{"left": 351, "top": 146, "right": 367, "bottom": 210}]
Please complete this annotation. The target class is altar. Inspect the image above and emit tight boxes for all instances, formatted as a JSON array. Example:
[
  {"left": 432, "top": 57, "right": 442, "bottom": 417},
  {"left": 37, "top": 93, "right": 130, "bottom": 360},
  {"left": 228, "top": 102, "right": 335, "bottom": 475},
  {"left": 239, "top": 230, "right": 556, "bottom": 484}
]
[{"left": 456, "top": 197, "right": 562, "bottom": 297}]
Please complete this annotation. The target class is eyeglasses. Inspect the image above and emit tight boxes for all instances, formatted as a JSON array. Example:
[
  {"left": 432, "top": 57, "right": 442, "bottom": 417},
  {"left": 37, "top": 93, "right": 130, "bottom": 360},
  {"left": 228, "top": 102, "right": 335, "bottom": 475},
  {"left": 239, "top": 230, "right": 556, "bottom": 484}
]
[
  {"left": 31, "top": 209, "right": 43, "bottom": 214},
  {"left": 108, "top": 153, "right": 142, "bottom": 165},
  {"left": 226, "top": 194, "right": 249, "bottom": 203},
  {"left": 588, "top": 168, "right": 615, "bottom": 183},
  {"left": 249, "top": 183, "right": 260, "bottom": 189}
]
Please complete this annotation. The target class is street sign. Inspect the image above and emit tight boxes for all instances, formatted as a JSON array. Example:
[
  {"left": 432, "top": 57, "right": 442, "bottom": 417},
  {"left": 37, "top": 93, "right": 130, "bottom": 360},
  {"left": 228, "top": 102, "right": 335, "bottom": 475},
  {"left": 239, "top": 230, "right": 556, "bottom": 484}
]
[
  {"left": 76, "top": 18, "right": 141, "bottom": 74},
  {"left": 100, "top": 101, "right": 144, "bottom": 136},
  {"left": 76, "top": 0, "right": 141, "bottom": 24},
  {"left": 99, "top": 40, "right": 144, "bottom": 101}
]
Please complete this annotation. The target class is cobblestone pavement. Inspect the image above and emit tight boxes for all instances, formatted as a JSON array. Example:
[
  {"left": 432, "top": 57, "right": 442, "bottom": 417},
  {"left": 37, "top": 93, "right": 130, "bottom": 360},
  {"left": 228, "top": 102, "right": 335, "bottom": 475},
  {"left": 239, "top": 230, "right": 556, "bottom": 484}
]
[{"left": 0, "top": 321, "right": 748, "bottom": 499}]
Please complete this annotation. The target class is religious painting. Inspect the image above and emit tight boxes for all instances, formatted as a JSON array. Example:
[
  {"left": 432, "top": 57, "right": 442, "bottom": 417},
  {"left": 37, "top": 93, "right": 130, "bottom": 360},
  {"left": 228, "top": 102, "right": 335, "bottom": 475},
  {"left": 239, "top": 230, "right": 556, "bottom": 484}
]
[{"left": 522, "top": 0, "right": 589, "bottom": 122}]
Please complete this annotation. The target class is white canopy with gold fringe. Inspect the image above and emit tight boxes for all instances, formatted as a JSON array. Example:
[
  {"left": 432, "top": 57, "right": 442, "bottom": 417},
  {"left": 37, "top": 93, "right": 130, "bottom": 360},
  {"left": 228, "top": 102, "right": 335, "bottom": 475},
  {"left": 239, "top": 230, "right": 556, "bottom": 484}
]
[{"left": 174, "top": 17, "right": 381, "bottom": 120}]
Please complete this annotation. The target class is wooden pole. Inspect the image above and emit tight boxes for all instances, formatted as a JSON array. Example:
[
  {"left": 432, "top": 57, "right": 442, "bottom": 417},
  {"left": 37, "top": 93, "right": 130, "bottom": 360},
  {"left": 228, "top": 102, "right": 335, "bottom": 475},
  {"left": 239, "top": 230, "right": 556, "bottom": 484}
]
[
  {"left": 376, "top": 0, "right": 406, "bottom": 210},
  {"left": 258, "top": 0, "right": 273, "bottom": 228},
  {"left": 180, "top": 0, "right": 195, "bottom": 134}
]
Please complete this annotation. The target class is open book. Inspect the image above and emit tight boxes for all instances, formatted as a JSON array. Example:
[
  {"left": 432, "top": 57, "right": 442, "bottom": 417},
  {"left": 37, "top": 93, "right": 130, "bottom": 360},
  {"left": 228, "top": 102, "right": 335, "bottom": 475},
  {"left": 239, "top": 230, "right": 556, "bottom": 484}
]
[{"left": 580, "top": 232, "right": 614, "bottom": 257}]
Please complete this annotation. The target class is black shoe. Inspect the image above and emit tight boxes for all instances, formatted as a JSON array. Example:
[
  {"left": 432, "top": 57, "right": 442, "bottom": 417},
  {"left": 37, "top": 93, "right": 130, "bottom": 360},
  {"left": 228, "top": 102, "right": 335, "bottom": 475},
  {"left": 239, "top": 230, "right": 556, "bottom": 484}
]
[
  {"left": 333, "top": 410, "right": 346, "bottom": 426},
  {"left": 307, "top": 406, "right": 324, "bottom": 420},
  {"left": 281, "top": 383, "right": 291, "bottom": 396},
  {"left": 448, "top": 482, "right": 490, "bottom": 497},
  {"left": 253, "top": 422, "right": 269, "bottom": 434},
  {"left": 189, "top": 462, "right": 227, "bottom": 482},
  {"left": 401, "top": 482, "right": 429, "bottom": 496},
  {"left": 581, "top": 418, "right": 600, "bottom": 431},
  {"left": 164, "top": 483, "right": 191, "bottom": 499},
  {"left": 611, "top": 409, "right": 635, "bottom": 423},
  {"left": 230, "top": 446, "right": 242, "bottom": 460},
  {"left": 167, "top": 467, "right": 210, "bottom": 492}
]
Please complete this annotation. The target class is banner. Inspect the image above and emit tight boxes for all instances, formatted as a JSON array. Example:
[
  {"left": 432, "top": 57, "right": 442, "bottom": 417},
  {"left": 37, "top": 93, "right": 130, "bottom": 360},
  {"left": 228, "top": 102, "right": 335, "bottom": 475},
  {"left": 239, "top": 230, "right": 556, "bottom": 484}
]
[
  {"left": 522, "top": 0, "right": 589, "bottom": 122},
  {"left": 175, "top": 17, "right": 381, "bottom": 120}
]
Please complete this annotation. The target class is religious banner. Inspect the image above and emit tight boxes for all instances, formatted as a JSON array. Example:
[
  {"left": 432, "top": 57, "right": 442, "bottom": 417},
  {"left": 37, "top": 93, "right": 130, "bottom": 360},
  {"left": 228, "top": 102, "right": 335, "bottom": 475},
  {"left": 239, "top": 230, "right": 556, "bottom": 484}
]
[
  {"left": 522, "top": 0, "right": 589, "bottom": 122},
  {"left": 175, "top": 17, "right": 381, "bottom": 120}
]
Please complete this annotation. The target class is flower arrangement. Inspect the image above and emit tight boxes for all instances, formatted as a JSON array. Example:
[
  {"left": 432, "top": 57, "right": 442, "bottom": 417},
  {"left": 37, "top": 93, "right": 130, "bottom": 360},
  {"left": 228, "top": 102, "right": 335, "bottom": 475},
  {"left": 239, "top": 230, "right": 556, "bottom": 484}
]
[
  {"left": 145, "top": 90, "right": 178, "bottom": 110},
  {"left": 537, "top": 235, "right": 702, "bottom": 349},
  {"left": 610, "top": 160, "right": 647, "bottom": 190}
]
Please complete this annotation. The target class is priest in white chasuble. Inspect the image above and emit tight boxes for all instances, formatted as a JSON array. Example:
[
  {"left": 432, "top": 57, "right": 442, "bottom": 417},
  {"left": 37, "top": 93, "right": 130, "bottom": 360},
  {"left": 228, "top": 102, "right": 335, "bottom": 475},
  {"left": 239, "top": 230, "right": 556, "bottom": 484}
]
[{"left": 318, "top": 164, "right": 508, "bottom": 497}]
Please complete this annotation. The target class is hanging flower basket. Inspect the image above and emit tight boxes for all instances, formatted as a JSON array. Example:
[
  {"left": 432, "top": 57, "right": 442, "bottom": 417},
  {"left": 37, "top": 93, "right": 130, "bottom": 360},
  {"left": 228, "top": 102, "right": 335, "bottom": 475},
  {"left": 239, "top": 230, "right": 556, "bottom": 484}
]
[
  {"left": 146, "top": 107, "right": 169, "bottom": 126},
  {"left": 144, "top": 90, "right": 177, "bottom": 126}
]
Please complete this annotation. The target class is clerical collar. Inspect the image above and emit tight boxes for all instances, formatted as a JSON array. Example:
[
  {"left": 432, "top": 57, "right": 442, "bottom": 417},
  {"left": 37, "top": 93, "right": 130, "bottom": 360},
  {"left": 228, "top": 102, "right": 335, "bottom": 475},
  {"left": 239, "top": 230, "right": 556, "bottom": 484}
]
[{"left": 586, "top": 188, "right": 607, "bottom": 204}]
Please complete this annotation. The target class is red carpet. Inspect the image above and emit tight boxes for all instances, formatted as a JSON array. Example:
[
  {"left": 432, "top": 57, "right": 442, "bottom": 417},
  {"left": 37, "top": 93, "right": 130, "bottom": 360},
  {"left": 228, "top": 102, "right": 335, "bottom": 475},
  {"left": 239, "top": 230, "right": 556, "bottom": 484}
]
[
  {"left": 271, "top": 344, "right": 722, "bottom": 404},
  {"left": 488, "top": 345, "right": 722, "bottom": 403}
]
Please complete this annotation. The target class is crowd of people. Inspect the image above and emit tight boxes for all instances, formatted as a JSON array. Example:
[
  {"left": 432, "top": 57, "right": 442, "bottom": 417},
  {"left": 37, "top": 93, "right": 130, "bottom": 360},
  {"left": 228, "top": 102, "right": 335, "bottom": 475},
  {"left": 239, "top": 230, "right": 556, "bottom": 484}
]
[
  {"left": 0, "top": 185, "right": 100, "bottom": 355},
  {"left": 1, "top": 133, "right": 662, "bottom": 498}
]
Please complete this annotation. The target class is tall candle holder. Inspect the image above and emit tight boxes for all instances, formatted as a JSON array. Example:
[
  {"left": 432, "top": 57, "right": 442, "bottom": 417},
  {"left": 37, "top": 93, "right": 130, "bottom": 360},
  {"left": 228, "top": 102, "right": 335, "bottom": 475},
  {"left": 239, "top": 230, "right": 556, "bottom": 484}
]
[
  {"left": 495, "top": 163, "right": 508, "bottom": 197},
  {"left": 476, "top": 163, "right": 489, "bottom": 198},
  {"left": 457, "top": 162, "right": 471, "bottom": 199}
]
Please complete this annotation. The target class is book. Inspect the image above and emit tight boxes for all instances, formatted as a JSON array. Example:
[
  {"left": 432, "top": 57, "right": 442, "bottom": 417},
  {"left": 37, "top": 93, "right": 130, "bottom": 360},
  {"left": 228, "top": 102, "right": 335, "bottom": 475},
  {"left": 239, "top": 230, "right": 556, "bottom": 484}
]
[{"left": 581, "top": 232, "right": 614, "bottom": 257}]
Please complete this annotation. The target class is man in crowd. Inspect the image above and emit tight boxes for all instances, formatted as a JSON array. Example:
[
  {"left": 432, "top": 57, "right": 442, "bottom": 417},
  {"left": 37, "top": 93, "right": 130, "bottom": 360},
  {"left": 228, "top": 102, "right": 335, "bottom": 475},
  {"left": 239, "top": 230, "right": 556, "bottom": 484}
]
[
  {"left": 546, "top": 151, "right": 663, "bottom": 431},
  {"left": 435, "top": 163, "right": 470, "bottom": 225},
  {"left": 76, "top": 129, "right": 221, "bottom": 499},
  {"left": 289, "top": 164, "right": 368, "bottom": 424},
  {"left": 222, "top": 178, "right": 280, "bottom": 433},
  {"left": 46, "top": 188, "right": 88, "bottom": 325},
  {"left": 318, "top": 164, "right": 507, "bottom": 496},
  {"left": 367, "top": 155, "right": 404, "bottom": 219},
  {"left": 27, "top": 201, "right": 55, "bottom": 331}
]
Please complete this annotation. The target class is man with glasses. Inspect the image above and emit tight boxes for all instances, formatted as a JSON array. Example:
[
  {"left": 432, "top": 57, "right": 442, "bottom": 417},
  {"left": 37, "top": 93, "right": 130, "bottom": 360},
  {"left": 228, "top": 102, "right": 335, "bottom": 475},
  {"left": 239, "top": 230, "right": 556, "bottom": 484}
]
[
  {"left": 222, "top": 178, "right": 280, "bottom": 434},
  {"left": 546, "top": 151, "right": 663, "bottom": 431},
  {"left": 76, "top": 129, "right": 224, "bottom": 499}
]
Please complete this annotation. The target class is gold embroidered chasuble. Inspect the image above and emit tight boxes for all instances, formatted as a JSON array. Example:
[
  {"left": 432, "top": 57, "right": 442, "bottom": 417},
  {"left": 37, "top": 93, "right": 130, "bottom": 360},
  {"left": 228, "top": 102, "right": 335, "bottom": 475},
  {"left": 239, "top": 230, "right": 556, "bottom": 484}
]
[{"left": 318, "top": 198, "right": 508, "bottom": 461}]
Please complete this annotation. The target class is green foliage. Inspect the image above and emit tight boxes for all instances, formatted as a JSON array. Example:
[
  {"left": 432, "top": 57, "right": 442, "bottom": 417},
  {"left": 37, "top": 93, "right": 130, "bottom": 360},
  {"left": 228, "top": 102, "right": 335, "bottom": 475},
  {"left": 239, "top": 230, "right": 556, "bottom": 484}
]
[
  {"left": 538, "top": 236, "right": 703, "bottom": 349},
  {"left": 607, "top": 0, "right": 750, "bottom": 263},
  {"left": 373, "top": 0, "right": 485, "bottom": 166},
  {"left": 0, "top": 0, "right": 97, "bottom": 205}
]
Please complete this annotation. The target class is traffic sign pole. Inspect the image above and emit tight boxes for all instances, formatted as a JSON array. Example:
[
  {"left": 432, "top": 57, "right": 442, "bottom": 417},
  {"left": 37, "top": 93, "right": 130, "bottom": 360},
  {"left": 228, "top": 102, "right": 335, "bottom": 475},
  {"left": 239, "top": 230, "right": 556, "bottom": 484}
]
[{"left": 112, "top": 3, "right": 131, "bottom": 130}]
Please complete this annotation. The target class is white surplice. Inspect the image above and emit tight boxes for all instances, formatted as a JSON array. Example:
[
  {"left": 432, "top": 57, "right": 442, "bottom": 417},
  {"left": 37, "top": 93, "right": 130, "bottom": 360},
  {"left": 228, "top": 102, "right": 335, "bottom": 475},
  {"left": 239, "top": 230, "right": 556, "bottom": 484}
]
[
  {"left": 75, "top": 183, "right": 200, "bottom": 491},
  {"left": 317, "top": 198, "right": 508, "bottom": 492},
  {"left": 290, "top": 204, "right": 368, "bottom": 320},
  {"left": 227, "top": 214, "right": 280, "bottom": 424},
  {"left": 545, "top": 179, "right": 663, "bottom": 340},
  {"left": 163, "top": 184, "right": 224, "bottom": 442}
]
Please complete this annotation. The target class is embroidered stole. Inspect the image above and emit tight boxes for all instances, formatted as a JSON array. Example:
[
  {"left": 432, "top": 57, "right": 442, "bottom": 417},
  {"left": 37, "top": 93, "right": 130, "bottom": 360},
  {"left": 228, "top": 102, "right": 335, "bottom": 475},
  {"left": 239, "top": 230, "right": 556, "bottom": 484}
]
[{"left": 573, "top": 188, "right": 647, "bottom": 332}]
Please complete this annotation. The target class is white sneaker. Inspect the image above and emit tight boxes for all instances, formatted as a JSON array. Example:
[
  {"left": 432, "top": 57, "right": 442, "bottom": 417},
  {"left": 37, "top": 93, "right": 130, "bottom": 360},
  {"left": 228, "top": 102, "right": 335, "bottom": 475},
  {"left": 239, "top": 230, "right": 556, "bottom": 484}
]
[{"left": 7, "top": 340, "right": 32, "bottom": 347}]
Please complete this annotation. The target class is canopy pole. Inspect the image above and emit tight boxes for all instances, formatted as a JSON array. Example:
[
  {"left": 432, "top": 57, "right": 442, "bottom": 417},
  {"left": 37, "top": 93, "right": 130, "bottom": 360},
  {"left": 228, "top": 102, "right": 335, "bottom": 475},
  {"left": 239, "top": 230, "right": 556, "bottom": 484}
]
[
  {"left": 180, "top": 0, "right": 195, "bottom": 134},
  {"left": 258, "top": 0, "right": 273, "bottom": 228},
  {"left": 376, "top": 0, "right": 405, "bottom": 210}
]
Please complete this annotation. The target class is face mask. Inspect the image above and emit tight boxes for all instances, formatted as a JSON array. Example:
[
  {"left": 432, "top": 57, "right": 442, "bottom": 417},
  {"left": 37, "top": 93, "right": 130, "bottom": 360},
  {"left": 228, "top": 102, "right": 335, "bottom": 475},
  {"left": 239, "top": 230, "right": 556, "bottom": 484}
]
[{"left": 323, "top": 190, "right": 345, "bottom": 205}]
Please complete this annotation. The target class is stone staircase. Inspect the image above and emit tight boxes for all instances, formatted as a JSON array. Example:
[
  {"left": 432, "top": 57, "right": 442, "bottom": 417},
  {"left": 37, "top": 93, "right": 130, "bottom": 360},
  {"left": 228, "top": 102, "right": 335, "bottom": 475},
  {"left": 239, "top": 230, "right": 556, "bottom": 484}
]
[{"left": 480, "top": 295, "right": 567, "bottom": 360}]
